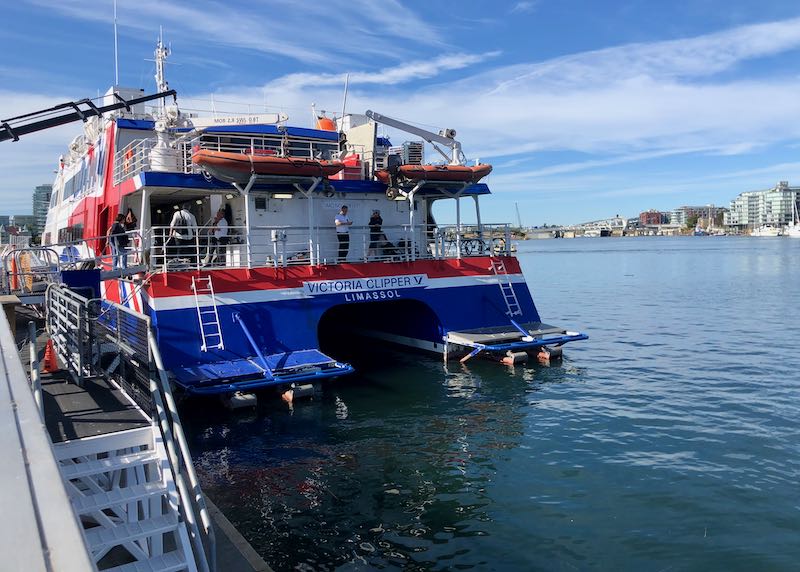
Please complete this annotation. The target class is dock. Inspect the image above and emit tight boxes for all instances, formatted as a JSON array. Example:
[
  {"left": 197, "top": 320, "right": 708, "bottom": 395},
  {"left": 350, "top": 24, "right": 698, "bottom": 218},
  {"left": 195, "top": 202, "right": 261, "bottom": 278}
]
[{"left": 1, "top": 297, "right": 272, "bottom": 571}]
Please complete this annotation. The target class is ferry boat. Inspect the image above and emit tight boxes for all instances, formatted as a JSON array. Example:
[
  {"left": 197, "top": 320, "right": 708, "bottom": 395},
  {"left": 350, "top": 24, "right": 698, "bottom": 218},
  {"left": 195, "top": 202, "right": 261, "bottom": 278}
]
[{"left": 35, "top": 41, "right": 587, "bottom": 396}]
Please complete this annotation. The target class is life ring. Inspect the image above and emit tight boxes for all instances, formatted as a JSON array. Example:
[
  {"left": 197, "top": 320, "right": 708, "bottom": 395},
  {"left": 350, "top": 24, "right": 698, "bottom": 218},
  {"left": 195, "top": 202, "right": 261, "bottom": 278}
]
[{"left": 123, "top": 149, "right": 133, "bottom": 174}]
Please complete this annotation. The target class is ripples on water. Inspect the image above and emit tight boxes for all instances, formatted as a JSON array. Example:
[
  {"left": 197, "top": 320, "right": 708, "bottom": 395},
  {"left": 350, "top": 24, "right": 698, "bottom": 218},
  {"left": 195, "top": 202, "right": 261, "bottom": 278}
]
[{"left": 183, "top": 237, "right": 800, "bottom": 571}]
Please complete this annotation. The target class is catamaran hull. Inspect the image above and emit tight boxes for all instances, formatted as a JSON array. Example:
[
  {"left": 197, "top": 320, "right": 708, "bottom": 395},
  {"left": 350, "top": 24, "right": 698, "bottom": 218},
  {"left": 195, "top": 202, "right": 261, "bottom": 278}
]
[{"left": 103, "top": 257, "right": 586, "bottom": 394}]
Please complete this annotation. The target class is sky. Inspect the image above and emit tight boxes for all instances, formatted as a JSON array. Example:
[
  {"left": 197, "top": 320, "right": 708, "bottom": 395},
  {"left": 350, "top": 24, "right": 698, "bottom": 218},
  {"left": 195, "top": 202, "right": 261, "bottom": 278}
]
[{"left": 3, "top": 0, "right": 800, "bottom": 225}]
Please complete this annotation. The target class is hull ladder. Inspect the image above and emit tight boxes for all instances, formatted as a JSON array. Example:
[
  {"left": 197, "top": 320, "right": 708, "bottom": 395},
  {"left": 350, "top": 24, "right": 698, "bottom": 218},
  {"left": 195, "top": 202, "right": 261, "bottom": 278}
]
[
  {"left": 191, "top": 275, "right": 224, "bottom": 352},
  {"left": 490, "top": 257, "right": 522, "bottom": 318}
]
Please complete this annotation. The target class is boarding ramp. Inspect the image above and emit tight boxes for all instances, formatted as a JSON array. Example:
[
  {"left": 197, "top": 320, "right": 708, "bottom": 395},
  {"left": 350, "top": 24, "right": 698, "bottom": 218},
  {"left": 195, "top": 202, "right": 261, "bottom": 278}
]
[
  {"left": 44, "top": 284, "right": 217, "bottom": 571},
  {"left": 0, "top": 237, "right": 147, "bottom": 307},
  {"left": 0, "top": 303, "right": 94, "bottom": 571}
]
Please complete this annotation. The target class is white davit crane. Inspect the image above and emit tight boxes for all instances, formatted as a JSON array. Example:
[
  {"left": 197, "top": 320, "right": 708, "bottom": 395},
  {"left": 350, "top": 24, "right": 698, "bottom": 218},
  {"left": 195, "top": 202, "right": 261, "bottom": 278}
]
[{"left": 365, "top": 110, "right": 466, "bottom": 166}]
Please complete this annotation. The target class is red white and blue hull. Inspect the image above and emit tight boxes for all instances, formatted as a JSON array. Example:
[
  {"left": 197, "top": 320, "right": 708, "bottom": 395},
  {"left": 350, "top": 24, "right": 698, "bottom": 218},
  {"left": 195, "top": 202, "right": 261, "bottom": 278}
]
[{"left": 101, "top": 257, "right": 586, "bottom": 394}]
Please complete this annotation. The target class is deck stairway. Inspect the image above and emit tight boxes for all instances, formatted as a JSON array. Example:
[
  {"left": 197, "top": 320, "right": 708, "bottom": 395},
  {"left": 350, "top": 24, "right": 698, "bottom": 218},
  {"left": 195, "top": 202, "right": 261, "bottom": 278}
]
[{"left": 55, "top": 425, "right": 196, "bottom": 571}]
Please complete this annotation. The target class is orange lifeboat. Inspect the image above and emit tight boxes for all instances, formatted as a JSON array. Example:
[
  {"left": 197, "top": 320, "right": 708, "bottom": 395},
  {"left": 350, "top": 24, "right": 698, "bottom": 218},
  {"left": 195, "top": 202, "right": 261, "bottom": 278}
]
[
  {"left": 192, "top": 149, "right": 344, "bottom": 183},
  {"left": 314, "top": 116, "right": 337, "bottom": 131},
  {"left": 375, "top": 163, "right": 492, "bottom": 184}
]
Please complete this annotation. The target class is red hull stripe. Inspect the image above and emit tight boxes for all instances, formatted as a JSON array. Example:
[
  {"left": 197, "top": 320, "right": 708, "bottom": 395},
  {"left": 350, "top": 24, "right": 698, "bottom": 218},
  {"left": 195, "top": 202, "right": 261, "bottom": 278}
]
[{"left": 147, "top": 257, "right": 520, "bottom": 298}]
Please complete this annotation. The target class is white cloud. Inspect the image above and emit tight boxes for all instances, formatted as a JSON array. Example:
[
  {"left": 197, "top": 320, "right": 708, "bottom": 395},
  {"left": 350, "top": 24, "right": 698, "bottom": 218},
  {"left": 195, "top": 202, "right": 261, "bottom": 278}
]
[
  {"left": 28, "top": 0, "right": 444, "bottom": 65},
  {"left": 268, "top": 52, "right": 501, "bottom": 91},
  {"left": 487, "top": 16, "right": 800, "bottom": 93},
  {"left": 510, "top": 2, "right": 538, "bottom": 14}
]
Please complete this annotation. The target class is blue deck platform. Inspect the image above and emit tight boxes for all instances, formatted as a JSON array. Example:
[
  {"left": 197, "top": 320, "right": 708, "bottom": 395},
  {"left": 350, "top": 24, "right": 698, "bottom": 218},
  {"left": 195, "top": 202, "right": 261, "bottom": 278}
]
[{"left": 172, "top": 349, "right": 353, "bottom": 395}]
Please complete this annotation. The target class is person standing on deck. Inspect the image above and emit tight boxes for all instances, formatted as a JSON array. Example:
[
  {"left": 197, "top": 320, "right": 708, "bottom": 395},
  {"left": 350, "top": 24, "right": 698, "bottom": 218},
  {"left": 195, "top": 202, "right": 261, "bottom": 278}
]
[
  {"left": 168, "top": 203, "right": 198, "bottom": 262},
  {"left": 367, "top": 209, "right": 383, "bottom": 260},
  {"left": 335, "top": 205, "right": 352, "bottom": 263},
  {"left": 107, "top": 213, "right": 129, "bottom": 270},
  {"left": 203, "top": 207, "right": 229, "bottom": 266}
]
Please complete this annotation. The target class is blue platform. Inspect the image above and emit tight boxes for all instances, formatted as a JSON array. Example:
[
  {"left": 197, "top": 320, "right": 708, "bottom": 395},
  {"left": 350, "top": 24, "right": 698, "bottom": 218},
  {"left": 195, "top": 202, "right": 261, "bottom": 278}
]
[{"left": 171, "top": 349, "right": 353, "bottom": 395}]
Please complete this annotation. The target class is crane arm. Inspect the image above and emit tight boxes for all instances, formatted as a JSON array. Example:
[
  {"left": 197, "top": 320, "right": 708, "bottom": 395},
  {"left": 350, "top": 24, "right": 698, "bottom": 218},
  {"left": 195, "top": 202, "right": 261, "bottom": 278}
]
[{"left": 365, "top": 110, "right": 464, "bottom": 165}]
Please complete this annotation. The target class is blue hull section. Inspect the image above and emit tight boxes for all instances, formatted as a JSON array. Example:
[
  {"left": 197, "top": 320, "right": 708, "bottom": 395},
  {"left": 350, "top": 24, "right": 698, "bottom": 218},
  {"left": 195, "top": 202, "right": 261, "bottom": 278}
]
[{"left": 151, "top": 280, "right": 543, "bottom": 391}]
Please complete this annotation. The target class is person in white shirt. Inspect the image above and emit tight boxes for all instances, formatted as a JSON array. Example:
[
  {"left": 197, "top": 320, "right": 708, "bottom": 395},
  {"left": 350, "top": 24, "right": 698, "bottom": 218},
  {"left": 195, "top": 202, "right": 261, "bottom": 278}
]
[
  {"left": 334, "top": 205, "right": 352, "bottom": 263},
  {"left": 203, "top": 207, "right": 229, "bottom": 266},
  {"left": 168, "top": 203, "right": 198, "bottom": 261}
]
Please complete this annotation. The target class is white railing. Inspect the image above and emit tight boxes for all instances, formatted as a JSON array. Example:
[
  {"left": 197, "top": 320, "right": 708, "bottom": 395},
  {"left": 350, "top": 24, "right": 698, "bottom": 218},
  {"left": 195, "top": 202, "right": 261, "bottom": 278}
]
[
  {"left": 177, "top": 132, "right": 341, "bottom": 175},
  {"left": 0, "top": 223, "right": 512, "bottom": 282},
  {"left": 144, "top": 223, "right": 512, "bottom": 272},
  {"left": 113, "top": 138, "right": 154, "bottom": 185},
  {"left": 113, "top": 132, "right": 342, "bottom": 180}
]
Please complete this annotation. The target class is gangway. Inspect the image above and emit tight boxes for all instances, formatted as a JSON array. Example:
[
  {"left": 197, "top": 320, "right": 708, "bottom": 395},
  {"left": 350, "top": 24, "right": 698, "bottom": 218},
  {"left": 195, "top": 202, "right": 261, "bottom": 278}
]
[{"left": 39, "top": 284, "right": 217, "bottom": 571}]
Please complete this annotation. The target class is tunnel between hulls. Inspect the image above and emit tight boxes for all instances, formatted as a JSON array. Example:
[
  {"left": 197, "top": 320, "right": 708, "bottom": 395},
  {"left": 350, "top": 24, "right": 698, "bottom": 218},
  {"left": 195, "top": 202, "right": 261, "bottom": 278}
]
[{"left": 317, "top": 299, "right": 444, "bottom": 365}]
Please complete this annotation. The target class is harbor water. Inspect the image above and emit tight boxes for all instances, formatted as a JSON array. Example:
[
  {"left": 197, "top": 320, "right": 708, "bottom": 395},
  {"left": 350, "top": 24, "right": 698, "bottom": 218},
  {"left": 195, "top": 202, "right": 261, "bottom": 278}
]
[{"left": 183, "top": 237, "right": 800, "bottom": 571}]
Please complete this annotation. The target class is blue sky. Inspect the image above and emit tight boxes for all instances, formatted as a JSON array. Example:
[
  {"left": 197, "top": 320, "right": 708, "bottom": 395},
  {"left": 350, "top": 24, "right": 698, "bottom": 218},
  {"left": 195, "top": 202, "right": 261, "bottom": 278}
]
[{"left": 3, "top": 1, "right": 800, "bottom": 225}]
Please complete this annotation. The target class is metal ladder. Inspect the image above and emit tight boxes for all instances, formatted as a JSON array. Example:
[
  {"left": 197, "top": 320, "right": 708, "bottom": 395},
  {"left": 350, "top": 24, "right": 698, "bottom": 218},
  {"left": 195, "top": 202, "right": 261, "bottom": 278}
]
[
  {"left": 55, "top": 426, "right": 198, "bottom": 572},
  {"left": 191, "top": 275, "right": 224, "bottom": 352},
  {"left": 490, "top": 258, "right": 522, "bottom": 317}
]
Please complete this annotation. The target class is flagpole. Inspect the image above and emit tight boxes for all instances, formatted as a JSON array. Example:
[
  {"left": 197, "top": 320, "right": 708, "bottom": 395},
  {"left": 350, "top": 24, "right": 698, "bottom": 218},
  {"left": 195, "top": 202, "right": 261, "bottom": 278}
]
[{"left": 113, "top": 0, "right": 119, "bottom": 85}]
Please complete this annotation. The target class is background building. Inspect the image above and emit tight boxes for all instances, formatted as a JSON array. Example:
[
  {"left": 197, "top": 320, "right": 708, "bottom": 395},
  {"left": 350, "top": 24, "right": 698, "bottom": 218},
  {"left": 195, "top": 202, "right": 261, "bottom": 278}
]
[
  {"left": 724, "top": 181, "right": 800, "bottom": 230},
  {"left": 639, "top": 210, "right": 668, "bottom": 226},
  {"left": 32, "top": 184, "right": 52, "bottom": 235},
  {"left": 9, "top": 214, "right": 36, "bottom": 229},
  {"left": 670, "top": 205, "right": 726, "bottom": 227}
]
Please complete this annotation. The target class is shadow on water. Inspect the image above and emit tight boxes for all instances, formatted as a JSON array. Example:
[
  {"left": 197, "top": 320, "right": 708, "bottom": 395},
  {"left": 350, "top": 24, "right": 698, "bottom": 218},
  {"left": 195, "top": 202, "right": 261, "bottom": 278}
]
[{"left": 180, "top": 330, "right": 572, "bottom": 571}]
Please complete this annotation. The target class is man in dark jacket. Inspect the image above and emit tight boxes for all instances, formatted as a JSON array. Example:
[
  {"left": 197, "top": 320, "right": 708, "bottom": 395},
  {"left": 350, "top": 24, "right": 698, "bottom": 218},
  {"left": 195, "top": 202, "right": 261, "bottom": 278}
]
[{"left": 107, "top": 213, "right": 129, "bottom": 270}]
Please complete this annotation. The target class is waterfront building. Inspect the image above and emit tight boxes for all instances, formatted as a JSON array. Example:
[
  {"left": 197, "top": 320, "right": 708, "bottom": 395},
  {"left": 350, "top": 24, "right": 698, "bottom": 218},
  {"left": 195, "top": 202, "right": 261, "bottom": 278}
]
[
  {"left": 670, "top": 205, "right": 726, "bottom": 227},
  {"left": 639, "top": 210, "right": 667, "bottom": 226},
  {"left": 9, "top": 214, "right": 36, "bottom": 229},
  {"left": 32, "top": 184, "right": 52, "bottom": 235},
  {"left": 0, "top": 224, "right": 31, "bottom": 247},
  {"left": 724, "top": 181, "right": 800, "bottom": 230}
]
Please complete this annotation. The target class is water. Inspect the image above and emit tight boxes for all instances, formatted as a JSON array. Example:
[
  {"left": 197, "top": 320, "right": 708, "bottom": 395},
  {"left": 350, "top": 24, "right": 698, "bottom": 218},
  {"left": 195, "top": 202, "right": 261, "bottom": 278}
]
[{"left": 182, "top": 237, "right": 800, "bottom": 571}]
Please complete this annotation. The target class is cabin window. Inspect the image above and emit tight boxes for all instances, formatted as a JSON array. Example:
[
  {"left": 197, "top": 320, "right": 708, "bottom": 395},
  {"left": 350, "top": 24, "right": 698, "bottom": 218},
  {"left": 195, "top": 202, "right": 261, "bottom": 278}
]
[
  {"left": 254, "top": 197, "right": 267, "bottom": 211},
  {"left": 57, "top": 224, "right": 83, "bottom": 243}
]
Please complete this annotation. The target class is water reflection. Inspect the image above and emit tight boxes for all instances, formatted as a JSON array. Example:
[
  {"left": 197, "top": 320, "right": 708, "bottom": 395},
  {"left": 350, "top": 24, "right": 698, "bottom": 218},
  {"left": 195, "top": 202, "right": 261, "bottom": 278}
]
[
  {"left": 181, "top": 238, "right": 800, "bottom": 570},
  {"left": 182, "top": 346, "right": 552, "bottom": 570}
]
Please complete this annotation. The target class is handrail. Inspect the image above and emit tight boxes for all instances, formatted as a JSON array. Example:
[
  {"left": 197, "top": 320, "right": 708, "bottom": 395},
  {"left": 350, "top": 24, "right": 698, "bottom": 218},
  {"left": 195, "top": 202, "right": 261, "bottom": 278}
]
[
  {"left": 13, "top": 221, "right": 513, "bottom": 287},
  {"left": 27, "top": 320, "right": 43, "bottom": 417},
  {"left": 143, "top": 222, "right": 512, "bottom": 273},
  {"left": 48, "top": 283, "right": 215, "bottom": 571},
  {"left": 148, "top": 328, "right": 217, "bottom": 571}
]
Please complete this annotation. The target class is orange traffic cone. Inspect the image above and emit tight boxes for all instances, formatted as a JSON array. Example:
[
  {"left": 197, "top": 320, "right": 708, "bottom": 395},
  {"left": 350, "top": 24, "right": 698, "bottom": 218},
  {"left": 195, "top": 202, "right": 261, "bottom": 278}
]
[{"left": 43, "top": 339, "right": 59, "bottom": 373}]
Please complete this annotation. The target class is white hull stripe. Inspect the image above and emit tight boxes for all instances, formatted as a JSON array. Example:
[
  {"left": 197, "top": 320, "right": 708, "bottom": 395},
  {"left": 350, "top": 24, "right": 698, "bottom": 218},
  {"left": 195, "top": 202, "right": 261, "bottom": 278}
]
[{"left": 149, "top": 273, "right": 527, "bottom": 312}]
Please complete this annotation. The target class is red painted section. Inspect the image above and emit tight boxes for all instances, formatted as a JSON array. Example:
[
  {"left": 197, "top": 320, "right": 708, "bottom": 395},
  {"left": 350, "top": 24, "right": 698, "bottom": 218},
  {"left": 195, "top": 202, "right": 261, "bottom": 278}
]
[
  {"left": 146, "top": 256, "right": 521, "bottom": 299},
  {"left": 118, "top": 177, "right": 138, "bottom": 196},
  {"left": 65, "top": 123, "right": 117, "bottom": 253}
]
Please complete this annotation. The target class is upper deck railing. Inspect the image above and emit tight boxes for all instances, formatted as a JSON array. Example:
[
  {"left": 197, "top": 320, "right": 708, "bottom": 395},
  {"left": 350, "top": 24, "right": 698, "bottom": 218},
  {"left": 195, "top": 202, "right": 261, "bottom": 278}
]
[
  {"left": 145, "top": 223, "right": 512, "bottom": 273},
  {"left": 113, "top": 130, "right": 341, "bottom": 185},
  {"left": 1, "top": 224, "right": 511, "bottom": 294}
]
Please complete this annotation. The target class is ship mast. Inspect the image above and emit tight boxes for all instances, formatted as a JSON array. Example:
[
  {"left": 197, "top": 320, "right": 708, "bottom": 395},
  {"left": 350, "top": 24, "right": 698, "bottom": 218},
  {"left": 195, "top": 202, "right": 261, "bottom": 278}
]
[{"left": 154, "top": 29, "right": 170, "bottom": 114}]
